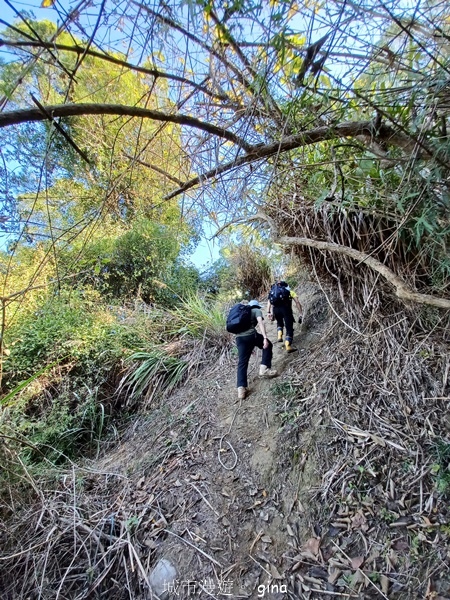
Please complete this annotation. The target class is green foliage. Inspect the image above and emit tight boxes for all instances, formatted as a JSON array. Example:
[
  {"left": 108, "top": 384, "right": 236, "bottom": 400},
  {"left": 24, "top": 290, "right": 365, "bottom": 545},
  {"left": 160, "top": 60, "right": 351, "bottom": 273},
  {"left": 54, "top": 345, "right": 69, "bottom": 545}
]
[
  {"left": 1, "top": 288, "right": 120, "bottom": 464},
  {"left": 119, "top": 349, "right": 188, "bottom": 405},
  {"left": 102, "top": 227, "right": 199, "bottom": 305},
  {"left": 0, "top": 361, "right": 60, "bottom": 407},
  {"left": 165, "top": 261, "right": 202, "bottom": 301},
  {"left": 271, "top": 381, "right": 305, "bottom": 427},
  {"left": 77, "top": 220, "right": 182, "bottom": 302},
  {"left": 168, "top": 292, "right": 228, "bottom": 343},
  {"left": 5, "top": 385, "right": 107, "bottom": 464},
  {"left": 199, "top": 258, "right": 231, "bottom": 295},
  {"left": 271, "top": 381, "right": 297, "bottom": 399},
  {"left": 0, "top": 19, "right": 196, "bottom": 318},
  {"left": 0, "top": 289, "right": 180, "bottom": 468},
  {"left": 432, "top": 441, "right": 450, "bottom": 496},
  {"left": 3, "top": 288, "right": 120, "bottom": 384}
]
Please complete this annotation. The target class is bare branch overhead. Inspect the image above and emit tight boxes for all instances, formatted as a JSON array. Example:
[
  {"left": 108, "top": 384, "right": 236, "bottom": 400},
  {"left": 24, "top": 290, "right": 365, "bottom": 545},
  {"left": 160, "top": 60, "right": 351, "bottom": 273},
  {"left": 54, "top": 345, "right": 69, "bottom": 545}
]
[
  {"left": 0, "top": 102, "right": 434, "bottom": 200},
  {"left": 0, "top": 103, "right": 253, "bottom": 152},
  {"left": 1, "top": 0, "right": 449, "bottom": 308}
]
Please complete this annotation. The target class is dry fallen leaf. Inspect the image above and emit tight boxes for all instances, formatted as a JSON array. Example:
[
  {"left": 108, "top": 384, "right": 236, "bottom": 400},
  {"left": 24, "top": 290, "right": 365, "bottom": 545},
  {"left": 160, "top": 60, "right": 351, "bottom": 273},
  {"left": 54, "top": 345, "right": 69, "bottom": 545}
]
[
  {"left": 270, "top": 563, "right": 283, "bottom": 579},
  {"left": 351, "top": 509, "right": 369, "bottom": 531},
  {"left": 350, "top": 556, "right": 365, "bottom": 570},
  {"left": 328, "top": 567, "right": 341, "bottom": 584},
  {"left": 381, "top": 574, "right": 390, "bottom": 595},
  {"left": 247, "top": 500, "right": 263, "bottom": 510},
  {"left": 303, "top": 537, "right": 321, "bottom": 556},
  {"left": 392, "top": 538, "right": 409, "bottom": 552},
  {"left": 350, "top": 569, "right": 365, "bottom": 589}
]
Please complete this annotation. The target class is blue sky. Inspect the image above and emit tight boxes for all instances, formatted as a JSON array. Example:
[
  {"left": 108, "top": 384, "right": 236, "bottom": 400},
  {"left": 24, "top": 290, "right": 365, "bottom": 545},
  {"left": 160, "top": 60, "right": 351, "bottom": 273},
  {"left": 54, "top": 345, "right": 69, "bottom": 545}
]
[
  {"left": 189, "top": 236, "right": 220, "bottom": 269},
  {"left": 0, "top": 0, "right": 223, "bottom": 268}
]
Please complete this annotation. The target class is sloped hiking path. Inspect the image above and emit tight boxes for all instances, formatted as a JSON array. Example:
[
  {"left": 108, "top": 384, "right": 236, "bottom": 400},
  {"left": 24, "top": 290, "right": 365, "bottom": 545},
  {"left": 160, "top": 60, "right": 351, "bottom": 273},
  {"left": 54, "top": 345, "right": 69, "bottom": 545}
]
[{"left": 138, "top": 316, "right": 315, "bottom": 599}]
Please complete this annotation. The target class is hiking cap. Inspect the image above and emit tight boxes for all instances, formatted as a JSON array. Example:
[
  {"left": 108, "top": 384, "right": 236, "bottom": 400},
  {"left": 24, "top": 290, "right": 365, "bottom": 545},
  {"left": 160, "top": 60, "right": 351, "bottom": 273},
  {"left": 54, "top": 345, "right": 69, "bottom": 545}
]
[{"left": 248, "top": 299, "right": 261, "bottom": 308}]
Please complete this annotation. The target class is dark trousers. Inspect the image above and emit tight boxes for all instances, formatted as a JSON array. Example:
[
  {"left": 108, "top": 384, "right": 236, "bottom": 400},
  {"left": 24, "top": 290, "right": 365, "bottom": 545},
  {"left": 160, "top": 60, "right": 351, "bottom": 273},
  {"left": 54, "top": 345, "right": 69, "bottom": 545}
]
[
  {"left": 273, "top": 305, "right": 295, "bottom": 343},
  {"left": 236, "top": 332, "right": 273, "bottom": 388}
]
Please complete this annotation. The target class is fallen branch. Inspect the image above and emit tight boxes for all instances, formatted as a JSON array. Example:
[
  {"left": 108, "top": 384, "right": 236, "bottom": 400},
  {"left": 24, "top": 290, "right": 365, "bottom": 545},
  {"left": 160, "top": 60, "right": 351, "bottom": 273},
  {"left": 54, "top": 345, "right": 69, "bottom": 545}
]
[
  {"left": 276, "top": 234, "right": 450, "bottom": 309},
  {"left": 219, "top": 213, "right": 450, "bottom": 310}
]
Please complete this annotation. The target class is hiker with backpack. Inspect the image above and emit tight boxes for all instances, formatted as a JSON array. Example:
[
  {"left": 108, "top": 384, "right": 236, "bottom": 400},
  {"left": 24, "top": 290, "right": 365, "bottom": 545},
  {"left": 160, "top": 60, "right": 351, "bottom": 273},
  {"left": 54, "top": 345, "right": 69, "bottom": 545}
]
[
  {"left": 266, "top": 281, "right": 303, "bottom": 353},
  {"left": 226, "top": 299, "right": 278, "bottom": 400}
]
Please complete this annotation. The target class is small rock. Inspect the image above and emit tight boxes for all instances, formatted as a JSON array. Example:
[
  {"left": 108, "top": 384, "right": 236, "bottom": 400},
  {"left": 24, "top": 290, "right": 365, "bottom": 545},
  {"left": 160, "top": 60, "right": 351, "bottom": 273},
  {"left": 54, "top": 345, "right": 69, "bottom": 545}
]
[{"left": 149, "top": 558, "right": 177, "bottom": 600}]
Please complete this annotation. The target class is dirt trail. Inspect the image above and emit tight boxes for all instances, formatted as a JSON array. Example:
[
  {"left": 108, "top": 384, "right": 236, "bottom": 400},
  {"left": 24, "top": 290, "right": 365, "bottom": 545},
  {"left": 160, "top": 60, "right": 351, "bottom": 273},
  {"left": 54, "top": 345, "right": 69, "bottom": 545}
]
[
  {"left": 5, "top": 285, "right": 449, "bottom": 600},
  {"left": 130, "top": 315, "right": 315, "bottom": 599},
  {"left": 217, "top": 316, "right": 306, "bottom": 493},
  {"left": 95, "top": 288, "right": 329, "bottom": 599}
]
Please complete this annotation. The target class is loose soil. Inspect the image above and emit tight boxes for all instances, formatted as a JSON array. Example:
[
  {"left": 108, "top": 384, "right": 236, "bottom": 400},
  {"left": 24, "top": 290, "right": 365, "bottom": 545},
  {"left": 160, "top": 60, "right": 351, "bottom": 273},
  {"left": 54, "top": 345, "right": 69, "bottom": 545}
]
[{"left": 97, "top": 313, "right": 319, "bottom": 599}]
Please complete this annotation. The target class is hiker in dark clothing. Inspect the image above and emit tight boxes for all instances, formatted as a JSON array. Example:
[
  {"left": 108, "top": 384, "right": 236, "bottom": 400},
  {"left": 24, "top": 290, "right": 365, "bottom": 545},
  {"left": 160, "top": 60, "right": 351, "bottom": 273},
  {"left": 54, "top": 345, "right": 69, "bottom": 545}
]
[
  {"left": 266, "top": 281, "right": 303, "bottom": 353},
  {"left": 235, "top": 300, "right": 278, "bottom": 400}
]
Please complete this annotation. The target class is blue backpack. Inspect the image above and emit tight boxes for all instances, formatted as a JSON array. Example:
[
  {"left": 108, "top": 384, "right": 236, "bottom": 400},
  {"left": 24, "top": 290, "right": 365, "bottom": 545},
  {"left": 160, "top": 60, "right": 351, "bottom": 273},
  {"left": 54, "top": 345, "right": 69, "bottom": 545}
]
[{"left": 226, "top": 303, "right": 253, "bottom": 334}]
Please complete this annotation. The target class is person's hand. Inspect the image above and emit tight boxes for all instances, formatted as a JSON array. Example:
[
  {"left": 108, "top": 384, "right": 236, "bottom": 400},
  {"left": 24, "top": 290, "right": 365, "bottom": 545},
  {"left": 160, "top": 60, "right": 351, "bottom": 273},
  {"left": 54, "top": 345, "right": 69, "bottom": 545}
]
[
  {"left": 267, "top": 313, "right": 274, "bottom": 322},
  {"left": 263, "top": 337, "right": 269, "bottom": 349}
]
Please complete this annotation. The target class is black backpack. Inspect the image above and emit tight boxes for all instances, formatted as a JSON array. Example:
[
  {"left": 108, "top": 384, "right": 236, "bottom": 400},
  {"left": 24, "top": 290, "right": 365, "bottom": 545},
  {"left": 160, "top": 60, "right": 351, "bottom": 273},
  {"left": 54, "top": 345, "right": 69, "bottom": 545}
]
[
  {"left": 226, "top": 303, "right": 253, "bottom": 334},
  {"left": 268, "top": 282, "right": 291, "bottom": 306}
]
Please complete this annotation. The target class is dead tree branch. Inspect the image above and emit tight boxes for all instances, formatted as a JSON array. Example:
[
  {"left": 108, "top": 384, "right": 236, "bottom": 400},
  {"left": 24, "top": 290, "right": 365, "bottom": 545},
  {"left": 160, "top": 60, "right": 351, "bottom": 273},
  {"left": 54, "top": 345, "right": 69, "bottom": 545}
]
[
  {"left": 0, "top": 39, "right": 232, "bottom": 104},
  {"left": 164, "top": 120, "right": 430, "bottom": 198},
  {"left": 250, "top": 213, "right": 450, "bottom": 309}
]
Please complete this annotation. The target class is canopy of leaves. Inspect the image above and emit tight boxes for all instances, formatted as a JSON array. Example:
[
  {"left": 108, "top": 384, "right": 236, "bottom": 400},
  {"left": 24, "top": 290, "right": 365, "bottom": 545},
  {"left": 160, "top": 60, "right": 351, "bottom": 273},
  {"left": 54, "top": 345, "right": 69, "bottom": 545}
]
[
  {"left": 0, "top": 16, "right": 201, "bottom": 337},
  {"left": 0, "top": 0, "right": 448, "bottom": 310}
]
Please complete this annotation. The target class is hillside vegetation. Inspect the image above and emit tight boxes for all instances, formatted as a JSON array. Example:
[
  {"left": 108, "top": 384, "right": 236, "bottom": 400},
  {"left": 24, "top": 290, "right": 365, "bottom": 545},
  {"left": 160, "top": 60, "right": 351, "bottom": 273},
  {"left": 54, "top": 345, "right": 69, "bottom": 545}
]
[
  {"left": 0, "top": 0, "right": 449, "bottom": 598},
  {"left": 1, "top": 279, "right": 449, "bottom": 599}
]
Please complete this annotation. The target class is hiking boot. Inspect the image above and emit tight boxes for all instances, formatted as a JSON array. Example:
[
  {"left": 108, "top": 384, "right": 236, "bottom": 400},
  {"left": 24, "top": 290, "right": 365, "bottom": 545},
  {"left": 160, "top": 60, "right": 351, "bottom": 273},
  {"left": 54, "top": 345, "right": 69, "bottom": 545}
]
[
  {"left": 259, "top": 365, "right": 278, "bottom": 378},
  {"left": 237, "top": 386, "right": 247, "bottom": 399},
  {"left": 277, "top": 330, "right": 283, "bottom": 342},
  {"left": 285, "top": 341, "right": 298, "bottom": 353}
]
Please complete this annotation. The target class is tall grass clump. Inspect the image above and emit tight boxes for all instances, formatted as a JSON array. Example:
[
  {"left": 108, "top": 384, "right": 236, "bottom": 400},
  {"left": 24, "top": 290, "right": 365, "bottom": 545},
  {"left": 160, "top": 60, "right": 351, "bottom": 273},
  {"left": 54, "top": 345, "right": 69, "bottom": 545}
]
[
  {"left": 224, "top": 243, "right": 272, "bottom": 299},
  {"left": 118, "top": 349, "right": 188, "bottom": 407},
  {"left": 169, "top": 292, "right": 229, "bottom": 343}
]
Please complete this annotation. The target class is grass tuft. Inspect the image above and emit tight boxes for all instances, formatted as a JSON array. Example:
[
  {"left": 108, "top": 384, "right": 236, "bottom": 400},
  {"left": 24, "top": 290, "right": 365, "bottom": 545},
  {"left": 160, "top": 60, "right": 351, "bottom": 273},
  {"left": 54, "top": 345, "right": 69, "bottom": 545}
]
[
  {"left": 118, "top": 349, "right": 188, "bottom": 406},
  {"left": 168, "top": 293, "right": 230, "bottom": 344}
]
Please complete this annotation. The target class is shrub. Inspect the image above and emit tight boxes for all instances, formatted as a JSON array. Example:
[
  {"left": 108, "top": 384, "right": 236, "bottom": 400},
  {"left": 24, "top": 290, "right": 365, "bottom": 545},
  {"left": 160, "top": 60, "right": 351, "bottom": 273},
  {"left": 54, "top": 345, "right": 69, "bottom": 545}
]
[
  {"left": 0, "top": 287, "right": 160, "bottom": 467},
  {"left": 60, "top": 220, "right": 199, "bottom": 306},
  {"left": 4, "top": 288, "right": 115, "bottom": 383},
  {"left": 7, "top": 384, "right": 107, "bottom": 464},
  {"left": 118, "top": 349, "right": 188, "bottom": 406},
  {"left": 220, "top": 243, "right": 272, "bottom": 299},
  {"left": 168, "top": 292, "right": 229, "bottom": 344}
]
